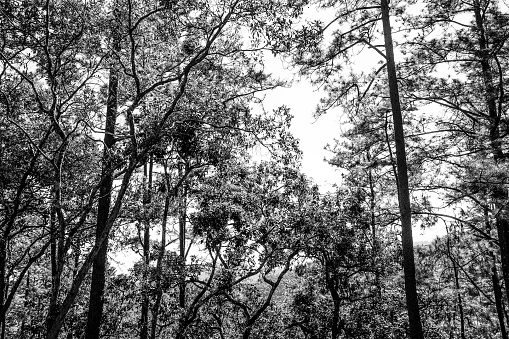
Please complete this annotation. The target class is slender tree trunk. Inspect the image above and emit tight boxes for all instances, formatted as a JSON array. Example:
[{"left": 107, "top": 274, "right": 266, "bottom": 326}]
[
  {"left": 493, "top": 265, "right": 509, "bottom": 339},
  {"left": 179, "top": 164, "right": 187, "bottom": 309},
  {"left": 0, "top": 233, "right": 8, "bottom": 339},
  {"left": 46, "top": 209, "right": 61, "bottom": 335},
  {"left": 0, "top": 240, "right": 6, "bottom": 339},
  {"left": 496, "top": 218, "right": 509, "bottom": 301},
  {"left": 486, "top": 210, "right": 509, "bottom": 339},
  {"left": 331, "top": 297, "right": 340, "bottom": 339},
  {"left": 324, "top": 258, "right": 341, "bottom": 339},
  {"left": 46, "top": 143, "right": 68, "bottom": 337},
  {"left": 140, "top": 157, "right": 153, "bottom": 339},
  {"left": 150, "top": 163, "right": 171, "bottom": 339},
  {"left": 380, "top": 1, "right": 424, "bottom": 338},
  {"left": 179, "top": 194, "right": 187, "bottom": 308},
  {"left": 367, "top": 149, "right": 381, "bottom": 297},
  {"left": 471, "top": 0, "right": 509, "bottom": 305},
  {"left": 84, "top": 8, "right": 120, "bottom": 336},
  {"left": 472, "top": 0, "right": 503, "bottom": 161},
  {"left": 84, "top": 52, "right": 119, "bottom": 339},
  {"left": 492, "top": 243, "right": 508, "bottom": 339},
  {"left": 18, "top": 272, "right": 30, "bottom": 339},
  {"left": 176, "top": 162, "right": 188, "bottom": 339},
  {"left": 446, "top": 229, "right": 466, "bottom": 339},
  {"left": 453, "top": 257, "right": 466, "bottom": 339},
  {"left": 73, "top": 236, "right": 81, "bottom": 279}
]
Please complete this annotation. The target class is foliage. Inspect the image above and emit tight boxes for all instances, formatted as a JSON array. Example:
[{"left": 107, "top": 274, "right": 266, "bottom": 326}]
[{"left": 2, "top": 0, "right": 509, "bottom": 338}]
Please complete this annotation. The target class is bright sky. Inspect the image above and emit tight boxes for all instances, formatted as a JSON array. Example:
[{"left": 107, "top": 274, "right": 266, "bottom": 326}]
[
  {"left": 258, "top": 51, "right": 446, "bottom": 243},
  {"left": 262, "top": 78, "right": 343, "bottom": 190}
]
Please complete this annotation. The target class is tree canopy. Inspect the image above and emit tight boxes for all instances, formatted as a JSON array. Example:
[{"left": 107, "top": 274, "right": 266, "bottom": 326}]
[{"left": 1, "top": 0, "right": 509, "bottom": 338}]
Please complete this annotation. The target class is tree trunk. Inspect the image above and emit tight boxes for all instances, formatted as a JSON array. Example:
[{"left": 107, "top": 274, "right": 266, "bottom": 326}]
[
  {"left": 140, "top": 156, "right": 153, "bottom": 339},
  {"left": 446, "top": 229, "right": 466, "bottom": 339},
  {"left": 18, "top": 272, "right": 30, "bottom": 339},
  {"left": 46, "top": 205, "right": 62, "bottom": 335},
  {"left": 84, "top": 59, "right": 119, "bottom": 339},
  {"left": 493, "top": 265, "right": 509, "bottom": 339},
  {"left": 45, "top": 137, "right": 68, "bottom": 336},
  {"left": 176, "top": 162, "right": 188, "bottom": 339},
  {"left": 150, "top": 163, "right": 171, "bottom": 339},
  {"left": 496, "top": 218, "right": 509, "bottom": 301},
  {"left": 453, "top": 257, "right": 466, "bottom": 339},
  {"left": 380, "top": 1, "right": 424, "bottom": 338},
  {"left": 324, "top": 259, "right": 341, "bottom": 339},
  {"left": 0, "top": 239, "right": 6, "bottom": 339},
  {"left": 367, "top": 149, "right": 381, "bottom": 298},
  {"left": 486, "top": 209, "right": 509, "bottom": 339},
  {"left": 179, "top": 163, "right": 187, "bottom": 309},
  {"left": 471, "top": 0, "right": 509, "bottom": 305}
]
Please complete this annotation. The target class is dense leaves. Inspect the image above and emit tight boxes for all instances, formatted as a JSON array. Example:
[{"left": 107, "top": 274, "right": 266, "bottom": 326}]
[{"left": 2, "top": 0, "right": 509, "bottom": 338}]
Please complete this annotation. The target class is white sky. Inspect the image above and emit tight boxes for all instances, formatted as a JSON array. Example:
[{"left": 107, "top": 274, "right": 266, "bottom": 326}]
[
  {"left": 260, "top": 77, "right": 343, "bottom": 190},
  {"left": 258, "top": 53, "right": 446, "bottom": 243}
]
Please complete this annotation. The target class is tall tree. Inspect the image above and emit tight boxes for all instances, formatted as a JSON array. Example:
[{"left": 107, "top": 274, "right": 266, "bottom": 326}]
[
  {"left": 283, "top": 1, "right": 425, "bottom": 336},
  {"left": 178, "top": 161, "right": 188, "bottom": 310},
  {"left": 399, "top": 0, "right": 509, "bottom": 315},
  {"left": 139, "top": 156, "right": 153, "bottom": 339},
  {"left": 149, "top": 160, "right": 172, "bottom": 339},
  {"left": 1, "top": 1, "right": 106, "bottom": 337},
  {"left": 380, "top": 1, "right": 424, "bottom": 337},
  {"left": 84, "top": 6, "right": 121, "bottom": 338},
  {"left": 40, "top": 0, "right": 301, "bottom": 336}
]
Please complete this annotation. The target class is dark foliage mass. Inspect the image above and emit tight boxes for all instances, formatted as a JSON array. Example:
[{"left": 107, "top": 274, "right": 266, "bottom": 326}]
[{"left": 1, "top": 0, "right": 509, "bottom": 338}]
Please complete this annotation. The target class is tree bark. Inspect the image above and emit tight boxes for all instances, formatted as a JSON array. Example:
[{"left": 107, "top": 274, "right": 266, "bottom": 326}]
[
  {"left": 493, "top": 265, "right": 508, "bottom": 339},
  {"left": 140, "top": 156, "right": 154, "bottom": 339},
  {"left": 446, "top": 229, "right": 466, "bottom": 339},
  {"left": 179, "top": 163, "right": 188, "bottom": 309},
  {"left": 150, "top": 163, "right": 171, "bottom": 339},
  {"left": 453, "top": 257, "right": 466, "bottom": 339},
  {"left": 46, "top": 145, "right": 68, "bottom": 337},
  {"left": 175, "top": 162, "right": 188, "bottom": 339},
  {"left": 367, "top": 149, "right": 381, "bottom": 298},
  {"left": 486, "top": 209, "right": 509, "bottom": 339},
  {"left": 496, "top": 218, "right": 509, "bottom": 302},
  {"left": 17, "top": 272, "right": 30, "bottom": 338},
  {"left": 46, "top": 210, "right": 60, "bottom": 335},
  {"left": 471, "top": 0, "right": 509, "bottom": 305},
  {"left": 380, "top": 1, "right": 424, "bottom": 338},
  {"left": 84, "top": 58, "right": 119, "bottom": 339},
  {"left": 324, "top": 259, "right": 341, "bottom": 339}
]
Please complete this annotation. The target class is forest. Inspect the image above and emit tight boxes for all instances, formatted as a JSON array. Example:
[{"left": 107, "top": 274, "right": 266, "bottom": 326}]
[{"left": 1, "top": 0, "right": 509, "bottom": 338}]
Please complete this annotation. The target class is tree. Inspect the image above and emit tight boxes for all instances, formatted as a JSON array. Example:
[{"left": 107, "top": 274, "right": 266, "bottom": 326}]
[
  {"left": 1, "top": 1, "right": 107, "bottom": 337},
  {"left": 282, "top": 1, "right": 425, "bottom": 336},
  {"left": 85, "top": 4, "right": 121, "bottom": 337},
  {"left": 187, "top": 159, "right": 309, "bottom": 339},
  {"left": 397, "top": 0, "right": 509, "bottom": 324},
  {"left": 1, "top": 0, "right": 305, "bottom": 337},
  {"left": 41, "top": 1, "right": 301, "bottom": 337},
  {"left": 380, "top": 1, "right": 424, "bottom": 336}
]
